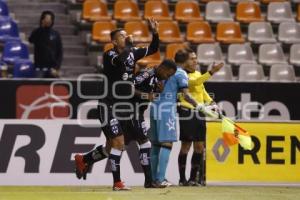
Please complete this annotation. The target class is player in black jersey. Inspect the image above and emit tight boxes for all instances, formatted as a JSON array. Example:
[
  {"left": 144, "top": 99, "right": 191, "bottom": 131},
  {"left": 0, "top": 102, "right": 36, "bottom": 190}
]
[{"left": 75, "top": 19, "right": 160, "bottom": 191}]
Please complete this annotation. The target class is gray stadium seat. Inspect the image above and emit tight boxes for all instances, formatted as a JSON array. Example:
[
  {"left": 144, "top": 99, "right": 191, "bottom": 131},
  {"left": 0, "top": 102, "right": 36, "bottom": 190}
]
[
  {"left": 197, "top": 43, "right": 224, "bottom": 65},
  {"left": 248, "top": 22, "right": 277, "bottom": 44},
  {"left": 205, "top": 1, "right": 233, "bottom": 23},
  {"left": 207, "top": 64, "right": 233, "bottom": 81},
  {"left": 228, "top": 44, "right": 256, "bottom": 65},
  {"left": 267, "top": 2, "right": 295, "bottom": 24},
  {"left": 238, "top": 64, "right": 265, "bottom": 81},
  {"left": 290, "top": 44, "right": 300, "bottom": 66},
  {"left": 258, "top": 44, "right": 287, "bottom": 65},
  {"left": 269, "top": 64, "right": 296, "bottom": 82},
  {"left": 278, "top": 22, "right": 300, "bottom": 44}
]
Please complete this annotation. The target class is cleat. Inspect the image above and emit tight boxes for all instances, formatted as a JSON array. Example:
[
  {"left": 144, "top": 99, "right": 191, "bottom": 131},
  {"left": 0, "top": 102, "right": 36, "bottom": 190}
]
[
  {"left": 179, "top": 179, "right": 189, "bottom": 186},
  {"left": 188, "top": 180, "right": 201, "bottom": 186},
  {"left": 75, "top": 154, "right": 89, "bottom": 180},
  {"left": 160, "top": 179, "right": 173, "bottom": 187},
  {"left": 144, "top": 181, "right": 167, "bottom": 188},
  {"left": 113, "top": 181, "right": 131, "bottom": 191}
]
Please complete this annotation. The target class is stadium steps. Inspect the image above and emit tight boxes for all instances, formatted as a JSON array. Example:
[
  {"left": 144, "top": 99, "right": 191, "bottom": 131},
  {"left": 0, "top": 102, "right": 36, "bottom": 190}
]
[{"left": 7, "top": 0, "right": 94, "bottom": 78}]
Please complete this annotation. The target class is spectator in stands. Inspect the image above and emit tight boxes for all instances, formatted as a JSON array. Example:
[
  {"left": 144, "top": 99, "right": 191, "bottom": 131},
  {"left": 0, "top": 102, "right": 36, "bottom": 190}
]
[{"left": 29, "top": 10, "right": 63, "bottom": 78}]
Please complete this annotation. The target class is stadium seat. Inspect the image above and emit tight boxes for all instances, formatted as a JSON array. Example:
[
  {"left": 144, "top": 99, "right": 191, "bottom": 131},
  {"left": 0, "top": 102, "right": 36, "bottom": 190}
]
[
  {"left": 289, "top": 44, "right": 300, "bottom": 66},
  {"left": 124, "top": 21, "right": 151, "bottom": 43},
  {"left": 236, "top": 1, "right": 264, "bottom": 23},
  {"left": 260, "top": 0, "right": 288, "bottom": 4},
  {"left": 0, "top": 1, "right": 9, "bottom": 17},
  {"left": 197, "top": 44, "right": 224, "bottom": 65},
  {"left": 269, "top": 64, "right": 296, "bottom": 81},
  {"left": 174, "top": 0, "right": 203, "bottom": 23},
  {"left": 238, "top": 64, "right": 265, "bottom": 81},
  {"left": 157, "top": 21, "right": 183, "bottom": 43},
  {"left": 228, "top": 44, "right": 256, "bottom": 65},
  {"left": 13, "top": 60, "right": 35, "bottom": 78},
  {"left": 82, "top": 0, "right": 111, "bottom": 22},
  {"left": 144, "top": 0, "right": 172, "bottom": 21},
  {"left": 267, "top": 2, "right": 294, "bottom": 23},
  {"left": 2, "top": 41, "right": 30, "bottom": 64},
  {"left": 248, "top": 22, "right": 276, "bottom": 44},
  {"left": 0, "top": 18, "right": 19, "bottom": 42},
  {"left": 205, "top": 1, "right": 233, "bottom": 23},
  {"left": 186, "top": 21, "right": 214, "bottom": 44},
  {"left": 298, "top": 4, "right": 300, "bottom": 22},
  {"left": 136, "top": 48, "right": 161, "bottom": 66},
  {"left": 103, "top": 43, "right": 114, "bottom": 52},
  {"left": 92, "top": 21, "right": 116, "bottom": 43},
  {"left": 278, "top": 22, "right": 300, "bottom": 44},
  {"left": 113, "top": 0, "right": 141, "bottom": 22},
  {"left": 208, "top": 64, "right": 233, "bottom": 81},
  {"left": 165, "top": 43, "right": 188, "bottom": 60},
  {"left": 216, "top": 22, "right": 245, "bottom": 44},
  {"left": 258, "top": 44, "right": 287, "bottom": 65}
]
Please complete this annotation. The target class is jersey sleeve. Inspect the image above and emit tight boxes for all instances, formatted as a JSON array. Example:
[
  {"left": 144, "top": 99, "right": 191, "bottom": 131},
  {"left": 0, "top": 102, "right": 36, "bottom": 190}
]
[
  {"left": 188, "top": 71, "right": 211, "bottom": 87},
  {"left": 176, "top": 71, "right": 189, "bottom": 89},
  {"left": 203, "top": 87, "right": 213, "bottom": 103},
  {"left": 132, "top": 33, "right": 159, "bottom": 60}
]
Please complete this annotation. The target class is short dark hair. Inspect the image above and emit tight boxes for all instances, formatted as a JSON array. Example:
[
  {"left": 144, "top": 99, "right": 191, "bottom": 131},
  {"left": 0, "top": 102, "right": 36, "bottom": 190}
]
[
  {"left": 110, "top": 28, "right": 124, "bottom": 40},
  {"left": 174, "top": 47, "right": 194, "bottom": 64},
  {"left": 159, "top": 59, "right": 177, "bottom": 71}
]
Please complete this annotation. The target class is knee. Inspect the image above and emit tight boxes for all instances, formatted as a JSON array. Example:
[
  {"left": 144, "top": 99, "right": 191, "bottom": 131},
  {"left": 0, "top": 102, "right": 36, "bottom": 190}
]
[
  {"left": 194, "top": 142, "right": 204, "bottom": 153},
  {"left": 111, "top": 135, "right": 125, "bottom": 150},
  {"left": 180, "top": 142, "right": 191, "bottom": 154}
]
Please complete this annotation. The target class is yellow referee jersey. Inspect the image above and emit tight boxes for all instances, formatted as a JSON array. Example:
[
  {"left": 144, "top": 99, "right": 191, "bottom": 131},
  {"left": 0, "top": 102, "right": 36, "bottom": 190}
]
[{"left": 179, "top": 70, "right": 213, "bottom": 109}]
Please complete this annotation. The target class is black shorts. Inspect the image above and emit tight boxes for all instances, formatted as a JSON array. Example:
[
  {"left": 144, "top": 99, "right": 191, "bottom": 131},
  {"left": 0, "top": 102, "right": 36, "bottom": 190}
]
[
  {"left": 122, "top": 113, "right": 149, "bottom": 145},
  {"left": 178, "top": 106, "right": 206, "bottom": 142}
]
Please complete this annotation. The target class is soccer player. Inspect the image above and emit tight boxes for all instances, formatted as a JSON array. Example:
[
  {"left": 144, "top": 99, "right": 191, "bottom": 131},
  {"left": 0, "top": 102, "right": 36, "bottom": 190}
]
[
  {"left": 176, "top": 48, "right": 222, "bottom": 186},
  {"left": 74, "top": 18, "right": 159, "bottom": 191},
  {"left": 149, "top": 49, "right": 223, "bottom": 186}
]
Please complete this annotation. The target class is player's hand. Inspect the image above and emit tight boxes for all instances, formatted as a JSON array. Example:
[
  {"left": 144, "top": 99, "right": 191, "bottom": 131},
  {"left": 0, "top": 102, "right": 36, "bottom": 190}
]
[
  {"left": 148, "top": 18, "right": 159, "bottom": 33},
  {"left": 209, "top": 62, "right": 224, "bottom": 75}
]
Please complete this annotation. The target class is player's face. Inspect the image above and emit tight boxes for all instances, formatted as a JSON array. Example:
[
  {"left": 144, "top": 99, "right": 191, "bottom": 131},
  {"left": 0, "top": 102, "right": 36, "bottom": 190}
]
[
  {"left": 41, "top": 14, "right": 52, "bottom": 28},
  {"left": 113, "top": 30, "right": 127, "bottom": 49},
  {"left": 157, "top": 67, "right": 176, "bottom": 80},
  {"left": 185, "top": 52, "right": 197, "bottom": 73}
]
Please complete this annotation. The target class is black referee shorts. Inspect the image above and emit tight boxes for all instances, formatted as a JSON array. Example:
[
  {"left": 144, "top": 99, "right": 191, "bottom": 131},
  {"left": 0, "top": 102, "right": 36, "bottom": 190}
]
[{"left": 178, "top": 106, "right": 206, "bottom": 142}]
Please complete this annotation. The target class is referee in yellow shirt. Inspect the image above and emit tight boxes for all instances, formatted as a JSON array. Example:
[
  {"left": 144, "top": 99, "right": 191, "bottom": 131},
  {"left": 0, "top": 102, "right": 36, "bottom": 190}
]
[{"left": 175, "top": 48, "right": 223, "bottom": 186}]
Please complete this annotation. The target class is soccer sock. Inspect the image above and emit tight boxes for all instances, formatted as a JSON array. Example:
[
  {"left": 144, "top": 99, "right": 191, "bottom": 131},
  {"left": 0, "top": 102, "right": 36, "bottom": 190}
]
[
  {"left": 109, "top": 148, "right": 122, "bottom": 183},
  {"left": 83, "top": 145, "right": 108, "bottom": 165},
  {"left": 150, "top": 145, "right": 160, "bottom": 181},
  {"left": 190, "top": 152, "right": 201, "bottom": 181},
  {"left": 157, "top": 146, "right": 171, "bottom": 183},
  {"left": 178, "top": 153, "right": 188, "bottom": 182},
  {"left": 139, "top": 141, "right": 152, "bottom": 184}
]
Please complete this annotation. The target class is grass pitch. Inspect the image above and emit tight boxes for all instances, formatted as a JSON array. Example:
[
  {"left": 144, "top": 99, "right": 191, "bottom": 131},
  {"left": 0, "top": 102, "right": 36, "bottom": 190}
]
[{"left": 0, "top": 186, "right": 300, "bottom": 200}]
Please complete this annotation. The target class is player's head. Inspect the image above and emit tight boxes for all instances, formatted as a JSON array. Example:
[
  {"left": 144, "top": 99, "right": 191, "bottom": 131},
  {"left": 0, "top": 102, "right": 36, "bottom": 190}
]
[
  {"left": 156, "top": 59, "right": 177, "bottom": 80},
  {"left": 175, "top": 48, "right": 197, "bottom": 73},
  {"left": 110, "top": 28, "right": 128, "bottom": 49},
  {"left": 40, "top": 10, "right": 55, "bottom": 28}
]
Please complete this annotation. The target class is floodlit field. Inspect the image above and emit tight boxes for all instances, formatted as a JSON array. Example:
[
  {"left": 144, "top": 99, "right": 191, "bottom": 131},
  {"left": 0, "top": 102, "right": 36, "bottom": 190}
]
[{"left": 0, "top": 186, "right": 300, "bottom": 200}]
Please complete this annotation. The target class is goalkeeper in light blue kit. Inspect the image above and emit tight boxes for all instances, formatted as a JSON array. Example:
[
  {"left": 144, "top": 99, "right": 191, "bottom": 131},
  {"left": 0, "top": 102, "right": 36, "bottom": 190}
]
[{"left": 149, "top": 48, "right": 223, "bottom": 186}]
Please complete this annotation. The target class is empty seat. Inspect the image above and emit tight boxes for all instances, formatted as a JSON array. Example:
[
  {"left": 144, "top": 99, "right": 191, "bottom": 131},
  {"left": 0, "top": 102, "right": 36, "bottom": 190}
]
[
  {"left": 0, "top": 18, "right": 19, "bottom": 42},
  {"left": 267, "top": 2, "right": 294, "bottom": 23},
  {"left": 114, "top": 0, "right": 141, "bottom": 22},
  {"left": 248, "top": 22, "right": 276, "bottom": 44},
  {"left": 208, "top": 64, "right": 233, "bottom": 81},
  {"left": 158, "top": 21, "right": 183, "bottom": 43},
  {"left": 216, "top": 22, "right": 245, "bottom": 44},
  {"left": 260, "top": 0, "right": 288, "bottom": 4},
  {"left": 197, "top": 44, "right": 224, "bottom": 65},
  {"left": 236, "top": 1, "right": 264, "bottom": 23},
  {"left": 2, "top": 41, "right": 29, "bottom": 64},
  {"left": 165, "top": 43, "right": 188, "bottom": 60},
  {"left": 136, "top": 49, "right": 161, "bottom": 66},
  {"left": 13, "top": 60, "right": 35, "bottom": 78},
  {"left": 103, "top": 43, "right": 114, "bottom": 52},
  {"left": 124, "top": 21, "right": 151, "bottom": 43},
  {"left": 228, "top": 44, "right": 256, "bottom": 65},
  {"left": 175, "top": 0, "right": 203, "bottom": 23},
  {"left": 270, "top": 64, "right": 296, "bottom": 81},
  {"left": 258, "top": 44, "right": 287, "bottom": 65},
  {"left": 82, "top": 0, "right": 111, "bottom": 22},
  {"left": 238, "top": 64, "right": 265, "bottom": 81},
  {"left": 289, "top": 44, "right": 300, "bottom": 66},
  {"left": 298, "top": 4, "right": 300, "bottom": 22},
  {"left": 144, "top": 0, "right": 172, "bottom": 21},
  {"left": 92, "top": 21, "right": 116, "bottom": 43},
  {"left": 205, "top": 1, "right": 233, "bottom": 23},
  {"left": 278, "top": 22, "right": 300, "bottom": 44},
  {"left": 186, "top": 21, "right": 214, "bottom": 43}
]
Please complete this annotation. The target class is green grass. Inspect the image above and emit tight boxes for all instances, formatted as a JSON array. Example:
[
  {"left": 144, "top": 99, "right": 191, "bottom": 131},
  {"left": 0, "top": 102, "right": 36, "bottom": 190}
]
[{"left": 0, "top": 186, "right": 300, "bottom": 200}]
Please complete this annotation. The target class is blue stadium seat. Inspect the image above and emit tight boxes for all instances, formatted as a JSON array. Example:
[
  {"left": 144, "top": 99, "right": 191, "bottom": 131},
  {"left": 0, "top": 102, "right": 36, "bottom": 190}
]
[
  {"left": 0, "top": 1, "right": 9, "bottom": 17},
  {"left": 13, "top": 60, "right": 35, "bottom": 78},
  {"left": 2, "top": 41, "right": 30, "bottom": 64},
  {"left": 0, "top": 18, "right": 20, "bottom": 42}
]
